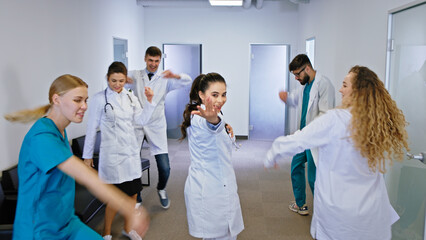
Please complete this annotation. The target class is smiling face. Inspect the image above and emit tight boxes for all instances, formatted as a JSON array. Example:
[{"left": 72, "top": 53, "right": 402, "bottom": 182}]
[
  {"left": 145, "top": 54, "right": 161, "bottom": 73},
  {"left": 107, "top": 72, "right": 126, "bottom": 93},
  {"left": 340, "top": 72, "right": 354, "bottom": 107},
  {"left": 56, "top": 86, "right": 88, "bottom": 123},
  {"left": 199, "top": 82, "right": 227, "bottom": 112}
]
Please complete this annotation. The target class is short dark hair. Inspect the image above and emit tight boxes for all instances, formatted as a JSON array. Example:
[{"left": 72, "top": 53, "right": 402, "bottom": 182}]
[
  {"left": 289, "top": 54, "right": 312, "bottom": 71},
  {"left": 107, "top": 61, "right": 127, "bottom": 78},
  {"left": 145, "top": 46, "right": 162, "bottom": 58}
]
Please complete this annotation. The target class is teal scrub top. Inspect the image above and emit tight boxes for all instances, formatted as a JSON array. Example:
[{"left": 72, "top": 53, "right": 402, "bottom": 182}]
[
  {"left": 12, "top": 118, "right": 101, "bottom": 240},
  {"left": 300, "top": 78, "right": 315, "bottom": 129}
]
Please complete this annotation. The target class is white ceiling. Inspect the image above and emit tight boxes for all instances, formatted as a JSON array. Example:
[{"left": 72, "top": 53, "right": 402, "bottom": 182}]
[{"left": 137, "top": 0, "right": 307, "bottom": 9}]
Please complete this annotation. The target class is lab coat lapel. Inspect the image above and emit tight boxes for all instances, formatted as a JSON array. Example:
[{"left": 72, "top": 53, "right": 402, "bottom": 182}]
[
  {"left": 307, "top": 77, "right": 319, "bottom": 114},
  {"left": 134, "top": 70, "right": 146, "bottom": 105},
  {"left": 107, "top": 88, "right": 122, "bottom": 111}
]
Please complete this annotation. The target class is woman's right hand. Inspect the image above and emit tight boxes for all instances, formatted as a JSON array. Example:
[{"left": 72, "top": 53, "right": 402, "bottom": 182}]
[
  {"left": 83, "top": 158, "right": 94, "bottom": 168},
  {"left": 191, "top": 97, "right": 220, "bottom": 124}
]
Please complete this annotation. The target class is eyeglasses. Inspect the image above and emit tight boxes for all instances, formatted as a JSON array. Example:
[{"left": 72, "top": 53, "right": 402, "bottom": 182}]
[{"left": 293, "top": 66, "right": 306, "bottom": 77}]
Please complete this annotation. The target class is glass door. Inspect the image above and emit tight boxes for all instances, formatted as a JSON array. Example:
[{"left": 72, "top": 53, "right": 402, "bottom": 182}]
[
  {"left": 163, "top": 44, "right": 201, "bottom": 139},
  {"left": 249, "top": 44, "right": 289, "bottom": 140},
  {"left": 385, "top": 2, "right": 426, "bottom": 239}
]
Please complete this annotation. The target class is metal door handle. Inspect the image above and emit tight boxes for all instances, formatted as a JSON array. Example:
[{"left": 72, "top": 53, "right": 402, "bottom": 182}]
[{"left": 406, "top": 152, "right": 425, "bottom": 163}]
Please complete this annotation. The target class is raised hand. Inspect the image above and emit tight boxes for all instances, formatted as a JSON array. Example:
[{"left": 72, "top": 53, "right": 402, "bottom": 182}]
[
  {"left": 144, "top": 87, "right": 154, "bottom": 103},
  {"left": 162, "top": 70, "right": 180, "bottom": 79},
  {"left": 191, "top": 97, "right": 220, "bottom": 124}
]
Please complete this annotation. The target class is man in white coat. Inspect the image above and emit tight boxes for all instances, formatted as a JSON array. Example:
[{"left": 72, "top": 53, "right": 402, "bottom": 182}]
[
  {"left": 129, "top": 46, "right": 192, "bottom": 209},
  {"left": 279, "top": 54, "right": 335, "bottom": 215}
]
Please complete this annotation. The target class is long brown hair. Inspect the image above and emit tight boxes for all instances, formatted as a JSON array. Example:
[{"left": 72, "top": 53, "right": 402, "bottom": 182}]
[
  {"left": 347, "top": 66, "right": 409, "bottom": 173},
  {"left": 4, "top": 74, "right": 88, "bottom": 123},
  {"left": 180, "top": 73, "right": 226, "bottom": 140}
]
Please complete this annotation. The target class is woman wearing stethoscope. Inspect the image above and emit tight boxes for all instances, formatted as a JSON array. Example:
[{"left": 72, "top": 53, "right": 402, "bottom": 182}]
[{"left": 82, "top": 62, "right": 156, "bottom": 240}]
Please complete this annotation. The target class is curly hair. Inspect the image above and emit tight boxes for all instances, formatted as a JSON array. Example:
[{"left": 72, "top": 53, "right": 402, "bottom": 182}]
[{"left": 346, "top": 66, "right": 409, "bottom": 173}]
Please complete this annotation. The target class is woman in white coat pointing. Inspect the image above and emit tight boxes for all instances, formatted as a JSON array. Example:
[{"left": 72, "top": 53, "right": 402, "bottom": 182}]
[
  {"left": 83, "top": 62, "right": 156, "bottom": 240},
  {"left": 265, "top": 66, "right": 409, "bottom": 240},
  {"left": 180, "top": 73, "right": 244, "bottom": 240}
]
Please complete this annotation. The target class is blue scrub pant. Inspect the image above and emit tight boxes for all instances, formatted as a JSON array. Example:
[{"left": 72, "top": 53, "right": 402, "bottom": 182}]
[
  {"left": 155, "top": 153, "right": 170, "bottom": 190},
  {"left": 291, "top": 149, "right": 315, "bottom": 207}
]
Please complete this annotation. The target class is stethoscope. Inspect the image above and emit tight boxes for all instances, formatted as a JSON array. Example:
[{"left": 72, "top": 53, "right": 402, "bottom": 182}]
[
  {"left": 103, "top": 88, "right": 135, "bottom": 113},
  {"left": 220, "top": 110, "right": 241, "bottom": 150}
]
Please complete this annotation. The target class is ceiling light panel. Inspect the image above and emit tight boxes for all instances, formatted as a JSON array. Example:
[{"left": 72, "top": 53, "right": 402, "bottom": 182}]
[{"left": 209, "top": 0, "right": 243, "bottom": 6}]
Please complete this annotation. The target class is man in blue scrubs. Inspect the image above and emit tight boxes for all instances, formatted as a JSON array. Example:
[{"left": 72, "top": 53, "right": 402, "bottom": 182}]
[{"left": 279, "top": 54, "right": 335, "bottom": 215}]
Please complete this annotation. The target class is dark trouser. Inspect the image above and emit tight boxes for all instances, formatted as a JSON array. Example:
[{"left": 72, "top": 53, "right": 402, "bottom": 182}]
[
  {"left": 155, "top": 153, "right": 170, "bottom": 190},
  {"left": 291, "top": 149, "right": 316, "bottom": 208}
]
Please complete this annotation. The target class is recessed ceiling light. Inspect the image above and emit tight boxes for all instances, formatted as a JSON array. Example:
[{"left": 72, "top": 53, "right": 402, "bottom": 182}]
[{"left": 209, "top": 0, "right": 243, "bottom": 6}]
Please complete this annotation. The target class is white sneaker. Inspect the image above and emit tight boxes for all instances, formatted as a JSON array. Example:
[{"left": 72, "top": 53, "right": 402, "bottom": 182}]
[
  {"left": 122, "top": 229, "right": 142, "bottom": 240},
  {"left": 103, "top": 235, "right": 112, "bottom": 240}
]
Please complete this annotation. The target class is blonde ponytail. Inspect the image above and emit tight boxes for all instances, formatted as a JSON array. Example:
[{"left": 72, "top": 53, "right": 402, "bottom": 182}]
[
  {"left": 4, "top": 74, "right": 87, "bottom": 124},
  {"left": 4, "top": 104, "right": 51, "bottom": 123}
]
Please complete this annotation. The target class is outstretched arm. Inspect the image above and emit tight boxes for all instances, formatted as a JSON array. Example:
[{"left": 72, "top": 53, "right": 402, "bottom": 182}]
[
  {"left": 58, "top": 156, "right": 150, "bottom": 237},
  {"left": 164, "top": 70, "right": 192, "bottom": 92}
]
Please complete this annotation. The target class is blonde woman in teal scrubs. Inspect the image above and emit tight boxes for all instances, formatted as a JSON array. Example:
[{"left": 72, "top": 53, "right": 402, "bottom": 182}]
[{"left": 5, "top": 74, "right": 149, "bottom": 240}]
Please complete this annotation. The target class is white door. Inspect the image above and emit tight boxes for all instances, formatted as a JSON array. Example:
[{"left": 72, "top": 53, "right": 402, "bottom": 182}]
[
  {"left": 249, "top": 44, "right": 289, "bottom": 140},
  {"left": 385, "top": 2, "right": 426, "bottom": 239}
]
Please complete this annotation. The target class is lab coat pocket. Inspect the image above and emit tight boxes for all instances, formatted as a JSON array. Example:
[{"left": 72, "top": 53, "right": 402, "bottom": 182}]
[{"left": 103, "top": 108, "right": 116, "bottom": 128}]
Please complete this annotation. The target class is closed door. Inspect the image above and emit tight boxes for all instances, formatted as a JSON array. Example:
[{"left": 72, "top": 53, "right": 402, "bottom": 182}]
[
  {"left": 113, "top": 37, "right": 128, "bottom": 67},
  {"left": 249, "top": 44, "right": 289, "bottom": 140},
  {"left": 163, "top": 44, "right": 201, "bottom": 139},
  {"left": 385, "top": 2, "right": 426, "bottom": 239}
]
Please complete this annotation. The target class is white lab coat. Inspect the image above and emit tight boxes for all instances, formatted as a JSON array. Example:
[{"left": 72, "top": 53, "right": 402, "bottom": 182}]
[
  {"left": 265, "top": 109, "right": 399, "bottom": 240},
  {"left": 82, "top": 87, "right": 155, "bottom": 184},
  {"left": 287, "top": 72, "right": 335, "bottom": 163},
  {"left": 185, "top": 114, "right": 244, "bottom": 238},
  {"left": 129, "top": 69, "right": 192, "bottom": 155}
]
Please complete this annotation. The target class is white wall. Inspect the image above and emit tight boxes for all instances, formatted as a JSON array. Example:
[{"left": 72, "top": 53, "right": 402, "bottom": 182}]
[
  {"left": 1, "top": 0, "right": 422, "bottom": 171},
  {"left": 143, "top": 1, "right": 299, "bottom": 137},
  {"left": 296, "top": 0, "right": 419, "bottom": 104},
  {"left": 0, "top": 0, "right": 145, "bottom": 171}
]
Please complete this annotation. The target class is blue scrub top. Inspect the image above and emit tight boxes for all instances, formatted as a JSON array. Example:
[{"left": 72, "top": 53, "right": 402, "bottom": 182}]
[{"left": 12, "top": 118, "right": 99, "bottom": 240}]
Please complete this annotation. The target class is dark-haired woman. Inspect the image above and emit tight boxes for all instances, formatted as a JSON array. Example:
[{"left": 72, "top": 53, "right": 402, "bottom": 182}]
[
  {"left": 82, "top": 62, "right": 155, "bottom": 240},
  {"left": 181, "top": 73, "right": 244, "bottom": 240}
]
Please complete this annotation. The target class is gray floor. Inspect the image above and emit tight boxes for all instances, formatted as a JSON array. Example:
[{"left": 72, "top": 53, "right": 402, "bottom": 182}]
[{"left": 94, "top": 139, "right": 313, "bottom": 240}]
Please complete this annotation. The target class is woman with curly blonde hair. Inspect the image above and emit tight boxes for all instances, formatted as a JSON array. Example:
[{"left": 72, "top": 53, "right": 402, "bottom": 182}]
[{"left": 265, "top": 65, "right": 408, "bottom": 240}]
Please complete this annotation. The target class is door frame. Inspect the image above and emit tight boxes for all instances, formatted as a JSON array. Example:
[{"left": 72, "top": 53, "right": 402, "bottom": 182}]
[{"left": 385, "top": 0, "right": 426, "bottom": 88}]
